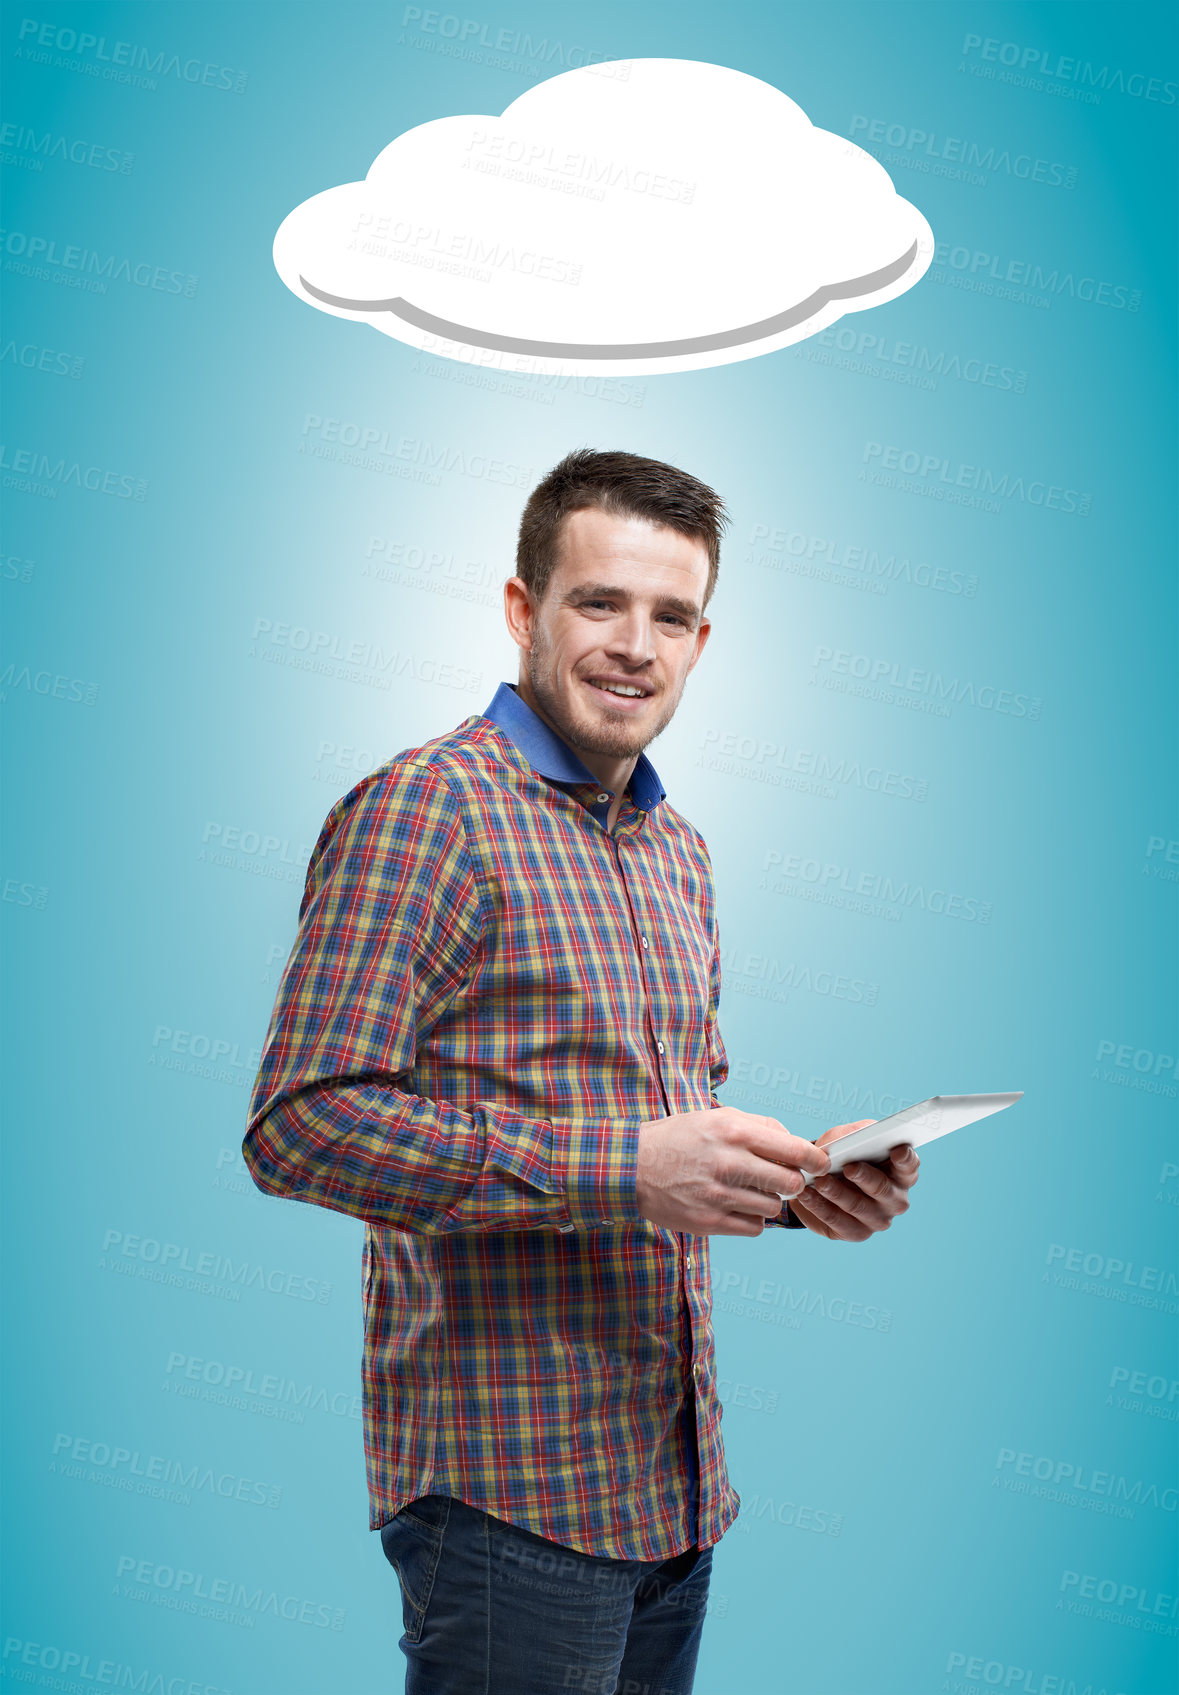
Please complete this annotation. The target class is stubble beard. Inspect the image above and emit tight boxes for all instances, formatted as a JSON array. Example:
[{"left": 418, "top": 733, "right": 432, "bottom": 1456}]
[{"left": 525, "top": 625, "right": 684, "bottom": 760}]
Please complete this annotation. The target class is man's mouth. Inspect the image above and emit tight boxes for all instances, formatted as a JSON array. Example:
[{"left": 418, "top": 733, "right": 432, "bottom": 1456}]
[{"left": 583, "top": 676, "right": 655, "bottom": 708}]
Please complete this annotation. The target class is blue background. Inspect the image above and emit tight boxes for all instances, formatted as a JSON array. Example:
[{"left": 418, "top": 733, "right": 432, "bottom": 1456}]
[{"left": 2, "top": 3, "right": 1175, "bottom": 1692}]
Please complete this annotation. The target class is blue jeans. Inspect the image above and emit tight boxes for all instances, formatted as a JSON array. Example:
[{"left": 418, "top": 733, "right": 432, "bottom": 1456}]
[{"left": 378, "top": 1493, "right": 713, "bottom": 1694}]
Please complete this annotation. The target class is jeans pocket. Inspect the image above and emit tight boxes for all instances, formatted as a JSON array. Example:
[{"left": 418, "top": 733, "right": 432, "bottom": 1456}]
[{"left": 379, "top": 1495, "right": 450, "bottom": 1643}]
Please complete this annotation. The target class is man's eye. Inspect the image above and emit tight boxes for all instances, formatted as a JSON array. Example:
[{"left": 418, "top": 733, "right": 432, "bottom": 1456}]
[{"left": 659, "top": 615, "right": 687, "bottom": 628}]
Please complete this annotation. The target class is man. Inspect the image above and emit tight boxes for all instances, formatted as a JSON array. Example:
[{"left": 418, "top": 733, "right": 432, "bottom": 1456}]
[{"left": 243, "top": 448, "right": 919, "bottom": 1693}]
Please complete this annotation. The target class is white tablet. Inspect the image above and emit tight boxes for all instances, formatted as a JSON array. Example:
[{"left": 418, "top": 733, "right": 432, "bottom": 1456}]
[{"left": 782, "top": 1092, "right": 1023, "bottom": 1195}]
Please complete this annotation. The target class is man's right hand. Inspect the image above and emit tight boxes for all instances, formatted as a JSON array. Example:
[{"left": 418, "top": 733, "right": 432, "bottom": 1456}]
[{"left": 634, "top": 1107, "right": 831, "bottom": 1235}]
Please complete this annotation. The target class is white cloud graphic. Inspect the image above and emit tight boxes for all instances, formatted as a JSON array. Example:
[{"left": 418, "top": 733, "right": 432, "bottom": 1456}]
[{"left": 273, "top": 58, "right": 934, "bottom": 377}]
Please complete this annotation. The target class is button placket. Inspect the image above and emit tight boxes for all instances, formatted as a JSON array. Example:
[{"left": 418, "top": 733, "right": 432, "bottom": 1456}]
[{"left": 606, "top": 829, "right": 672, "bottom": 1116}]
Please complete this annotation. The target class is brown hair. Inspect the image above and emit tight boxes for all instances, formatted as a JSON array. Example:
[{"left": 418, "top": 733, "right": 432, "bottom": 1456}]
[{"left": 516, "top": 448, "right": 728, "bottom": 609}]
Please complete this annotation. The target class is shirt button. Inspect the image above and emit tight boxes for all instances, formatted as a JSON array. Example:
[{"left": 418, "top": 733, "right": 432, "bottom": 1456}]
[
  {"left": 656, "top": 1040, "right": 665, "bottom": 1054},
  {"left": 640, "top": 935, "right": 649, "bottom": 949},
  {"left": 596, "top": 792, "right": 611, "bottom": 804},
  {"left": 692, "top": 1362, "right": 701, "bottom": 1378},
  {"left": 686, "top": 1255, "right": 693, "bottom": 1269},
  {"left": 557, "top": 1223, "right": 574, "bottom": 1233}
]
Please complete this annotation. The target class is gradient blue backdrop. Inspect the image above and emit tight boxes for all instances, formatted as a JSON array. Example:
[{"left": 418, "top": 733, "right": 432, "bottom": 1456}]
[{"left": 2, "top": 4, "right": 1176, "bottom": 1693}]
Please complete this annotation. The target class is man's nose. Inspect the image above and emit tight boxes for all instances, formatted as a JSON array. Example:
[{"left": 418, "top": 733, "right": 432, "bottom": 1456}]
[{"left": 606, "top": 612, "right": 656, "bottom": 665}]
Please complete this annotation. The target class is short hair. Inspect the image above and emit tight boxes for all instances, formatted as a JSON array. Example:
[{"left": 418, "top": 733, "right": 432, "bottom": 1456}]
[{"left": 516, "top": 448, "right": 728, "bottom": 609}]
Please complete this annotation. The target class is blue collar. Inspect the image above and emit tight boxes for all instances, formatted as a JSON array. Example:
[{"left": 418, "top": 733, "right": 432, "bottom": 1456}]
[{"left": 481, "top": 681, "right": 667, "bottom": 813}]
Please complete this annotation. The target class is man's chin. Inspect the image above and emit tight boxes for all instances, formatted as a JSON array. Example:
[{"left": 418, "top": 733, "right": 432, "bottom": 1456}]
[
  {"left": 579, "top": 730, "right": 647, "bottom": 759},
  {"left": 574, "top": 704, "right": 673, "bottom": 758}
]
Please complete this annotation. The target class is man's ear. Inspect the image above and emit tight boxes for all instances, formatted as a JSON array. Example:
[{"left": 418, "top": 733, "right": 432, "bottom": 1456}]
[
  {"left": 503, "top": 576, "right": 535, "bottom": 653},
  {"left": 686, "top": 616, "right": 712, "bottom": 674}
]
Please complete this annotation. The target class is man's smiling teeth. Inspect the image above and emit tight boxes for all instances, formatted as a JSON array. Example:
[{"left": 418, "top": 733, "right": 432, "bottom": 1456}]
[{"left": 593, "top": 682, "right": 648, "bottom": 697}]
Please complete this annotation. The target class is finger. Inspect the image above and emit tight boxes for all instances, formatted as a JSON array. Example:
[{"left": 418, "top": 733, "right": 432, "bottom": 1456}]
[
  {"left": 714, "top": 1166, "right": 796, "bottom": 1218},
  {"left": 749, "top": 1118, "right": 830, "bottom": 1175},
  {"left": 789, "top": 1185, "right": 872, "bottom": 1243},
  {"left": 717, "top": 1208, "right": 769, "bottom": 1236},
  {"left": 839, "top": 1155, "right": 916, "bottom": 1203},
  {"left": 886, "top": 1145, "right": 921, "bottom": 1186},
  {"left": 742, "top": 1153, "right": 815, "bottom": 1201},
  {"left": 808, "top": 1173, "right": 893, "bottom": 1231},
  {"left": 840, "top": 1161, "right": 908, "bottom": 1204}
]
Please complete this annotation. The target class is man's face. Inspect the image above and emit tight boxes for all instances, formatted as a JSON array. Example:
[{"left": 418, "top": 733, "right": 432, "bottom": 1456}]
[{"left": 505, "top": 506, "right": 712, "bottom": 761}]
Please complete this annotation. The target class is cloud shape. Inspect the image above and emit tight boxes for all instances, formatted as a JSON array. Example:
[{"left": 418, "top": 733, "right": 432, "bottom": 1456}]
[{"left": 273, "top": 57, "right": 934, "bottom": 377}]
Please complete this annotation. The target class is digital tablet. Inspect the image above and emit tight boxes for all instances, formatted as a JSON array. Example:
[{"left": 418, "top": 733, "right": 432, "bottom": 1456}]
[{"left": 780, "top": 1092, "right": 1023, "bottom": 1196}]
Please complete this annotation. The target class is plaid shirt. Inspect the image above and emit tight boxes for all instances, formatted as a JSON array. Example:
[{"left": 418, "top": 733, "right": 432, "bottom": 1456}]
[{"left": 243, "top": 681, "right": 800, "bottom": 1560}]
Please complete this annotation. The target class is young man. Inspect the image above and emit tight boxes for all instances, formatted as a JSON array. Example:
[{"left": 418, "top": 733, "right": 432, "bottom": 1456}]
[{"left": 243, "top": 449, "right": 919, "bottom": 1694}]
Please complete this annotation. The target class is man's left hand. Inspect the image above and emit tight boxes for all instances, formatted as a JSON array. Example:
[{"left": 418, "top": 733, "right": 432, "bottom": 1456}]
[{"left": 786, "top": 1120, "right": 919, "bottom": 1242}]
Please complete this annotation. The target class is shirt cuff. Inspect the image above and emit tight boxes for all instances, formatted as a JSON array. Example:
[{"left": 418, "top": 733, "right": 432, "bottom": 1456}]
[
  {"left": 769, "top": 1197, "right": 808, "bottom": 1229},
  {"left": 549, "top": 1117, "right": 644, "bottom": 1232}
]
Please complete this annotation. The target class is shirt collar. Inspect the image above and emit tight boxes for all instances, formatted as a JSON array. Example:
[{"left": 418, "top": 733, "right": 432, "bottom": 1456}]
[{"left": 481, "top": 681, "right": 667, "bottom": 813}]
